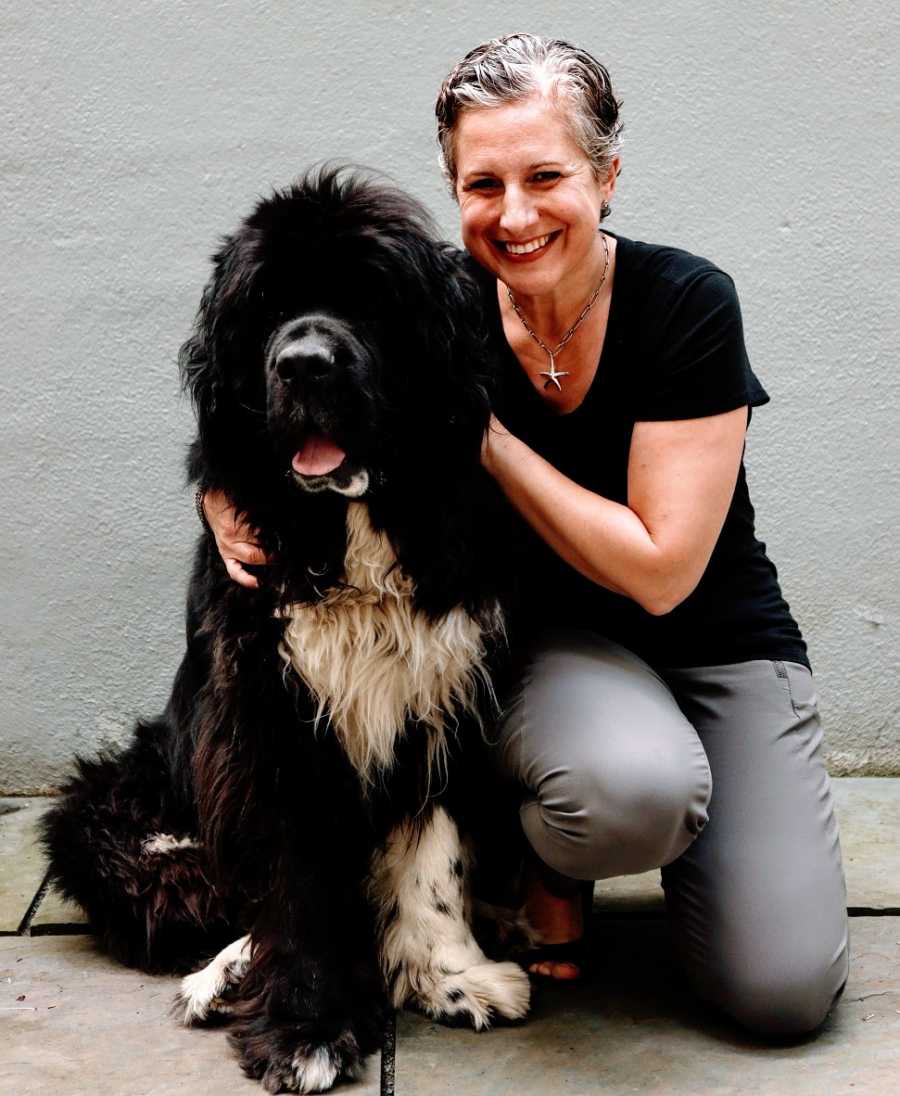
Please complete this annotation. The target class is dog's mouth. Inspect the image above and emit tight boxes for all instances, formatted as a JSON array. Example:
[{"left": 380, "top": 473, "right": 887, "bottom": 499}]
[
  {"left": 290, "top": 432, "right": 370, "bottom": 498},
  {"left": 291, "top": 434, "right": 347, "bottom": 477}
]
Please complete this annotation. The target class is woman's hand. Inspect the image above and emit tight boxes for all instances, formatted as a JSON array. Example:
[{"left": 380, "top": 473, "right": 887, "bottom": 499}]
[{"left": 201, "top": 489, "right": 270, "bottom": 589}]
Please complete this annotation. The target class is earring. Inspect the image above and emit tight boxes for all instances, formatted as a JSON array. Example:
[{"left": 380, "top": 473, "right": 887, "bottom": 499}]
[{"left": 600, "top": 200, "right": 611, "bottom": 218}]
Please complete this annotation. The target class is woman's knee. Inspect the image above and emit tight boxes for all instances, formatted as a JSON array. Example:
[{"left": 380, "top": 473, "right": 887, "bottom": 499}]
[
  {"left": 520, "top": 742, "right": 712, "bottom": 880},
  {"left": 698, "top": 936, "right": 850, "bottom": 1039}
]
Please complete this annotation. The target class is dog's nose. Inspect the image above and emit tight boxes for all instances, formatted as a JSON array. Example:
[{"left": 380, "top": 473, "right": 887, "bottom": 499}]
[{"left": 275, "top": 336, "right": 335, "bottom": 384}]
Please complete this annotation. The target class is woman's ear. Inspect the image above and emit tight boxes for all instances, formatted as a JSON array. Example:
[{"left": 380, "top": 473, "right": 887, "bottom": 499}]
[{"left": 602, "top": 156, "right": 621, "bottom": 200}]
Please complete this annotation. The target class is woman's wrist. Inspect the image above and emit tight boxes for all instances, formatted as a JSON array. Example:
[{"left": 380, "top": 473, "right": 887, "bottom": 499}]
[{"left": 481, "top": 414, "right": 515, "bottom": 476}]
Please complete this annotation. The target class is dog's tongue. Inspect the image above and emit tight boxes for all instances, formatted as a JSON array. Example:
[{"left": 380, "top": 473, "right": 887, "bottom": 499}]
[{"left": 291, "top": 434, "right": 346, "bottom": 476}]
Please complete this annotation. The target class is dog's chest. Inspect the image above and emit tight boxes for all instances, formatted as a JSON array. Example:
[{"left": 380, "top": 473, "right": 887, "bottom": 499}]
[{"left": 279, "top": 503, "right": 494, "bottom": 782}]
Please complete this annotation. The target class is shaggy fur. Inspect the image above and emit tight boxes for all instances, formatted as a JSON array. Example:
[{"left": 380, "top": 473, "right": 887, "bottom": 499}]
[{"left": 42, "top": 168, "right": 529, "bottom": 1094}]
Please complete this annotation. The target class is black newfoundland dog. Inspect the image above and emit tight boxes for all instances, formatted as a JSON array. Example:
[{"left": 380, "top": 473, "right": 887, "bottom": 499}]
[{"left": 42, "top": 168, "right": 531, "bottom": 1093}]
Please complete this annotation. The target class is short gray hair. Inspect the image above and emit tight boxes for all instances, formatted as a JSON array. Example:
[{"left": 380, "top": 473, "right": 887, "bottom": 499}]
[{"left": 435, "top": 33, "right": 624, "bottom": 205}]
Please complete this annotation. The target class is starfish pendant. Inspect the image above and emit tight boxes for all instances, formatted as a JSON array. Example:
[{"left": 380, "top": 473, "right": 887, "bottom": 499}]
[{"left": 539, "top": 354, "right": 570, "bottom": 391}]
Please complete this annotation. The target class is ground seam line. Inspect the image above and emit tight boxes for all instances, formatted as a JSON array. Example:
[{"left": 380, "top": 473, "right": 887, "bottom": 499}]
[
  {"left": 16, "top": 867, "right": 52, "bottom": 935},
  {"left": 380, "top": 1010, "right": 397, "bottom": 1096}
]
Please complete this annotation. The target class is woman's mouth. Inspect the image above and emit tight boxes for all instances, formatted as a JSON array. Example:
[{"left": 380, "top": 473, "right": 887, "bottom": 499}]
[{"left": 494, "top": 231, "right": 560, "bottom": 261}]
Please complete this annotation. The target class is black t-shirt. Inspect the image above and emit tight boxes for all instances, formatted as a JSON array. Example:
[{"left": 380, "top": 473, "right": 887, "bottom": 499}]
[{"left": 468, "top": 232, "right": 810, "bottom": 671}]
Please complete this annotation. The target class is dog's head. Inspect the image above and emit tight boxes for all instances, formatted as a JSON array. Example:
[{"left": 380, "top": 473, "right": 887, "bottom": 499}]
[{"left": 180, "top": 168, "right": 494, "bottom": 519}]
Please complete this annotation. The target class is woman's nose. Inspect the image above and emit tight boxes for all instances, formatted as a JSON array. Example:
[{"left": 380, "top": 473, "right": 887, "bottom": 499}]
[{"left": 499, "top": 186, "right": 538, "bottom": 235}]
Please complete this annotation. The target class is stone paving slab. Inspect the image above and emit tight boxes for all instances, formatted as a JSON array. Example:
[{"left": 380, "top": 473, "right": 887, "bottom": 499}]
[
  {"left": 0, "top": 798, "right": 53, "bottom": 933},
  {"left": 833, "top": 777, "right": 900, "bottom": 909},
  {"left": 594, "top": 869, "right": 663, "bottom": 914},
  {"left": 396, "top": 916, "right": 900, "bottom": 1096},
  {"left": 2, "top": 782, "right": 900, "bottom": 1094},
  {"left": 2, "top": 935, "right": 381, "bottom": 1096}
]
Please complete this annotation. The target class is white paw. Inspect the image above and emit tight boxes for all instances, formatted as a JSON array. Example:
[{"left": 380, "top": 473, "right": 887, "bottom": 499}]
[
  {"left": 415, "top": 959, "right": 531, "bottom": 1030},
  {"left": 263, "top": 1033, "right": 362, "bottom": 1094},
  {"left": 288, "top": 1046, "right": 340, "bottom": 1094},
  {"left": 176, "top": 934, "right": 250, "bottom": 1025}
]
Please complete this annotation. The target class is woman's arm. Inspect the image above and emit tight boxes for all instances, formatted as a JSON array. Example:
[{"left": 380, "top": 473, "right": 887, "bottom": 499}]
[
  {"left": 200, "top": 489, "right": 270, "bottom": 589},
  {"left": 481, "top": 407, "right": 748, "bottom": 616}
]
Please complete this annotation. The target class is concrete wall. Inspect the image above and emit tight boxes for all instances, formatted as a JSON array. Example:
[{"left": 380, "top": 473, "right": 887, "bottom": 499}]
[{"left": 2, "top": 0, "right": 898, "bottom": 792}]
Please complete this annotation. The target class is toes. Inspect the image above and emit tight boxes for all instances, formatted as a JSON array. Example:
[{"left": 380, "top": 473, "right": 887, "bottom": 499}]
[
  {"left": 527, "top": 960, "right": 581, "bottom": 980},
  {"left": 551, "top": 961, "right": 581, "bottom": 980}
]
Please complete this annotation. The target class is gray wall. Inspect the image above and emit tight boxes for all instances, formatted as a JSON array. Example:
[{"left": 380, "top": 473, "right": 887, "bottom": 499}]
[{"left": 2, "top": 0, "right": 898, "bottom": 792}]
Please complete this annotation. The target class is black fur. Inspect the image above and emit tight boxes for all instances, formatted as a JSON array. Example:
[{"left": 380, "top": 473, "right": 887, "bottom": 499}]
[{"left": 42, "top": 168, "right": 517, "bottom": 1090}]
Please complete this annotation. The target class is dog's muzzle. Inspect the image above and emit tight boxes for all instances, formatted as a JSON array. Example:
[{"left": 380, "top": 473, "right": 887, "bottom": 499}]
[{"left": 267, "top": 314, "right": 375, "bottom": 498}]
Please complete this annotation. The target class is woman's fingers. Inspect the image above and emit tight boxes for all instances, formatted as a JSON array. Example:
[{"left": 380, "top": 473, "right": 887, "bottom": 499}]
[
  {"left": 224, "top": 555, "right": 260, "bottom": 589},
  {"left": 228, "top": 540, "right": 268, "bottom": 566},
  {"left": 220, "top": 538, "right": 268, "bottom": 589},
  {"left": 202, "top": 488, "right": 273, "bottom": 585}
]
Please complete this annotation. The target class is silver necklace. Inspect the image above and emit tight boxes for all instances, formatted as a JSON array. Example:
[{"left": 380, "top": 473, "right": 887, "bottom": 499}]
[{"left": 506, "top": 231, "right": 610, "bottom": 391}]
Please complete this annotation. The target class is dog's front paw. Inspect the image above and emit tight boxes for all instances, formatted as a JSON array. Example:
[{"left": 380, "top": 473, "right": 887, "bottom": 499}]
[
  {"left": 176, "top": 934, "right": 251, "bottom": 1024},
  {"left": 234, "top": 1026, "right": 364, "bottom": 1094},
  {"left": 414, "top": 959, "right": 531, "bottom": 1030}
]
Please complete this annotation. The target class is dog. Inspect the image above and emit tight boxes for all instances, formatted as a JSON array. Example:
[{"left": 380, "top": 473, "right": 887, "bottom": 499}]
[{"left": 42, "top": 167, "right": 531, "bottom": 1094}]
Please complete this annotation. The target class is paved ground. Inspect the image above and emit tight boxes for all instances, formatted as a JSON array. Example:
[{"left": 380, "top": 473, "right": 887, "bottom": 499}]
[{"left": 3, "top": 779, "right": 899, "bottom": 1095}]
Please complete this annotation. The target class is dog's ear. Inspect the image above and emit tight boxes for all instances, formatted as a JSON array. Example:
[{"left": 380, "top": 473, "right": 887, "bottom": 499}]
[
  {"left": 180, "top": 278, "right": 221, "bottom": 484},
  {"left": 180, "top": 230, "right": 269, "bottom": 493},
  {"left": 401, "top": 244, "right": 495, "bottom": 469}
]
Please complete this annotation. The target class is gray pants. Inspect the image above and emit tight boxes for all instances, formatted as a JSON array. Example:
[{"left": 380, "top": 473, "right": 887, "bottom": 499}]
[{"left": 495, "top": 629, "right": 850, "bottom": 1038}]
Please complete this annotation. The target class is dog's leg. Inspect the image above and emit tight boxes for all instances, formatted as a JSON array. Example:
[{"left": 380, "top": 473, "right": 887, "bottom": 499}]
[
  {"left": 370, "top": 805, "right": 531, "bottom": 1029},
  {"left": 227, "top": 886, "right": 385, "bottom": 1095},
  {"left": 176, "top": 933, "right": 252, "bottom": 1024}
]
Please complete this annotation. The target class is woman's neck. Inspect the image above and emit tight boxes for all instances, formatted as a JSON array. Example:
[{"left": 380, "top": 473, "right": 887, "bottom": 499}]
[{"left": 501, "top": 232, "right": 615, "bottom": 341}]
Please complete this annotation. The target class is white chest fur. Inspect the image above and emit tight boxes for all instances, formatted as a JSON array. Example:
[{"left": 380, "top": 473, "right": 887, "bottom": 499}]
[{"left": 279, "top": 503, "right": 499, "bottom": 786}]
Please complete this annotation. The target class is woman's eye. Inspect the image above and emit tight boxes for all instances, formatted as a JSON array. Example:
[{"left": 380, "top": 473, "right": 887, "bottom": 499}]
[
  {"left": 533, "top": 171, "right": 561, "bottom": 183},
  {"left": 466, "top": 178, "right": 499, "bottom": 191}
]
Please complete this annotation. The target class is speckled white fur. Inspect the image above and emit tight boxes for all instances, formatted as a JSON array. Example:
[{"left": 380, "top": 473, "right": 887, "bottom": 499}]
[{"left": 369, "top": 805, "right": 530, "bottom": 1028}]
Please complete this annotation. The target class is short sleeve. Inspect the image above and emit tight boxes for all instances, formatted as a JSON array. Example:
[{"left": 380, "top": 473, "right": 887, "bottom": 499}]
[{"left": 630, "top": 268, "right": 769, "bottom": 421}]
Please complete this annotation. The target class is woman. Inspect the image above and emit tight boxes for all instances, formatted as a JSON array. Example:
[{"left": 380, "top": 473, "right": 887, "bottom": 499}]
[{"left": 202, "top": 33, "right": 849, "bottom": 1039}]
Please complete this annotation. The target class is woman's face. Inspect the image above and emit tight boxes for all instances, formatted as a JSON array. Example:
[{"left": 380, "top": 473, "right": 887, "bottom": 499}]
[{"left": 454, "top": 94, "right": 618, "bottom": 301}]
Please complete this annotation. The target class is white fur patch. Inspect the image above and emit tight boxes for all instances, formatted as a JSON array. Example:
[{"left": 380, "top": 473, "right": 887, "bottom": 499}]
[
  {"left": 290, "top": 1045, "right": 340, "bottom": 1093},
  {"left": 333, "top": 470, "right": 369, "bottom": 498},
  {"left": 279, "top": 502, "right": 500, "bottom": 785},
  {"left": 293, "top": 468, "right": 370, "bottom": 498},
  {"left": 141, "top": 833, "right": 199, "bottom": 855},
  {"left": 177, "top": 934, "right": 251, "bottom": 1025},
  {"left": 368, "top": 806, "right": 530, "bottom": 1029}
]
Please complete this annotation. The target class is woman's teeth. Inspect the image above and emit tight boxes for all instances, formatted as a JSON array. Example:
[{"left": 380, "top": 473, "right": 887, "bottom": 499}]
[{"left": 502, "top": 233, "right": 552, "bottom": 255}]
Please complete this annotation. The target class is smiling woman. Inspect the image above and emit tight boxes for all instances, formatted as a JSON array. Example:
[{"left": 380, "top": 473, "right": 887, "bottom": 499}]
[
  {"left": 202, "top": 32, "right": 850, "bottom": 1046},
  {"left": 427, "top": 33, "right": 849, "bottom": 1036},
  {"left": 453, "top": 98, "right": 615, "bottom": 309}
]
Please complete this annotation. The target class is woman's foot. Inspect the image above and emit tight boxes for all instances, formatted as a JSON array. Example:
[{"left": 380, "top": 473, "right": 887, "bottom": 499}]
[{"left": 521, "top": 867, "right": 588, "bottom": 980}]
